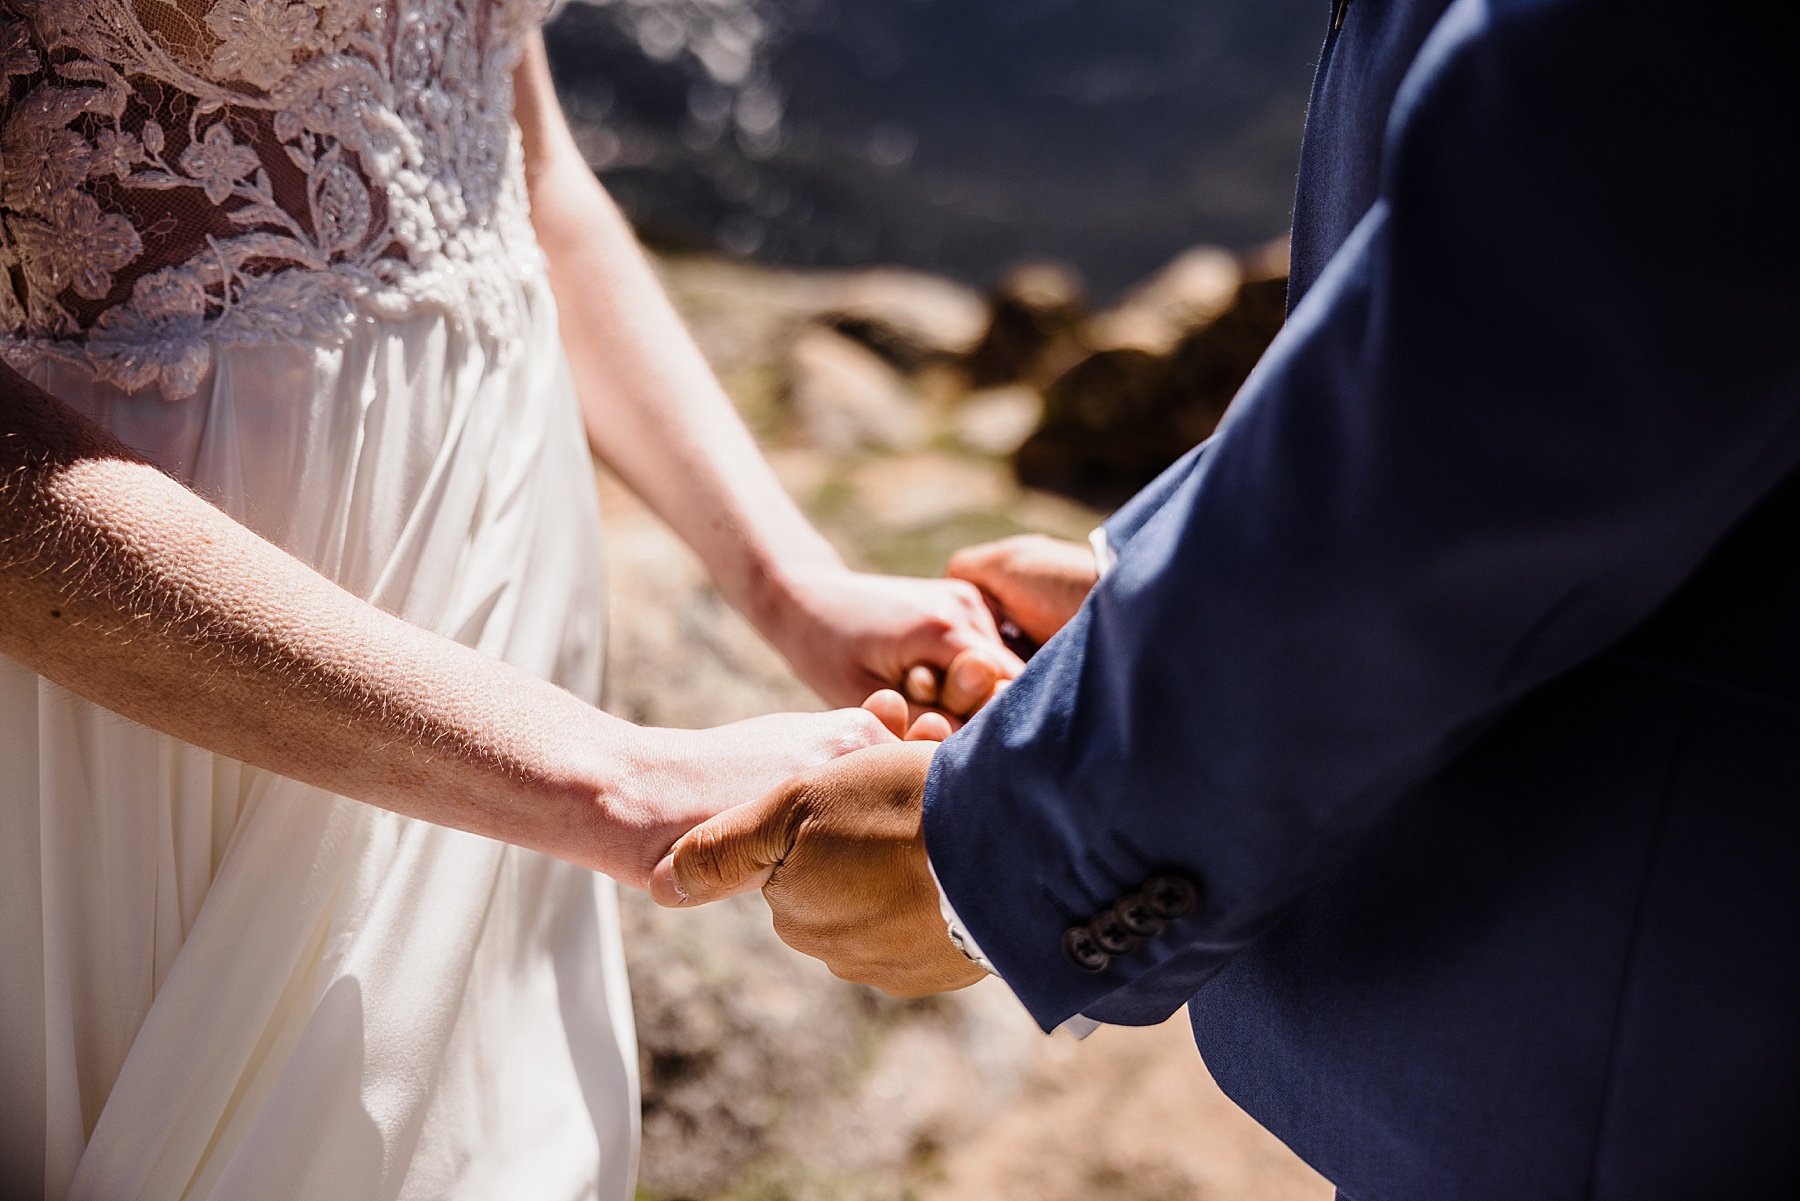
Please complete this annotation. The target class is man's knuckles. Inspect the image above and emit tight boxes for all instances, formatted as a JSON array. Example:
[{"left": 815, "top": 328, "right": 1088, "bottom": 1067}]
[{"left": 768, "top": 907, "right": 872, "bottom": 960}]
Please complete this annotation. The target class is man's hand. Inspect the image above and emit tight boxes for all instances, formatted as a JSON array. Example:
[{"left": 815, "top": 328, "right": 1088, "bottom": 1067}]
[
  {"left": 609, "top": 705, "right": 899, "bottom": 889},
  {"left": 648, "top": 741, "right": 987, "bottom": 997},
  {"left": 947, "top": 535, "right": 1098, "bottom": 647}
]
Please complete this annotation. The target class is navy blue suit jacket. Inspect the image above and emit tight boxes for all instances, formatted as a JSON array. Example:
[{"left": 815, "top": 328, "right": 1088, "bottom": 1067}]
[{"left": 924, "top": 1, "right": 1800, "bottom": 1198}]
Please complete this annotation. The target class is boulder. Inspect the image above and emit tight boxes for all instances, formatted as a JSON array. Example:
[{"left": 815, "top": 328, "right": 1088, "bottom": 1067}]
[
  {"left": 820, "top": 268, "right": 990, "bottom": 372},
  {"left": 1162, "top": 271, "right": 1289, "bottom": 428},
  {"left": 1086, "top": 245, "right": 1242, "bottom": 356},
  {"left": 784, "top": 325, "right": 930, "bottom": 453},
  {"left": 952, "top": 385, "right": 1045, "bottom": 457},
  {"left": 848, "top": 452, "right": 1013, "bottom": 531},
  {"left": 1014, "top": 243, "right": 1288, "bottom": 506},
  {"left": 1014, "top": 344, "right": 1197, "bottom": 508},
  {"left": 965, "top": 262, "right": 1090, "bottom": 388}
]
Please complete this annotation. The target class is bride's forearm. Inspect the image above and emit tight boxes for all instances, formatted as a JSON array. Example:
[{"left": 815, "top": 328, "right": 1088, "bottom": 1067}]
[
  {"left": 0, "top": 368, "right": 657, "bottom": 876},
  {"left": 509, "top": 38, "right": 1021, "bottom": 716},
  {"left": 541, "top": 184, "right": 840, "bottom": 619},
  {"left": 513, "top": 36, "right": 839, "bottom": 642}
]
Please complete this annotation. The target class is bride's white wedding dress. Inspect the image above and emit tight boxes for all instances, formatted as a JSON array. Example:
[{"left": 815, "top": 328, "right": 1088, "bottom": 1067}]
[{"left": 0, "top": 2, "right": 638, "bottom": 1198}]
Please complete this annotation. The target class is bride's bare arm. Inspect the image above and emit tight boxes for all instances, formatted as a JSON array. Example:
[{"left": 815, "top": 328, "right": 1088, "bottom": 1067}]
[
  {"left": 512, "top": 35, "right": 1021, "bottom": 715},
  {"left": 0, "top": 368, "right": 890, "bottom": 886}
]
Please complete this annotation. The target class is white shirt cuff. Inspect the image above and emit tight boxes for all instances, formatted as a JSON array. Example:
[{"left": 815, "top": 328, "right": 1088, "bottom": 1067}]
[
  {"left": 1089, "top": 526, "right": 1119, "bottom": 578},
  {"left": 928, "top": 859, "right": 1102, "bottom": 1039}
]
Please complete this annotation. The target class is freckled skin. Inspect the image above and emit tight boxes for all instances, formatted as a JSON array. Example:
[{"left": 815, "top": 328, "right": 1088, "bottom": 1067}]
[{"left": 0, "top": 367, "right": 902, "bottom": 886}]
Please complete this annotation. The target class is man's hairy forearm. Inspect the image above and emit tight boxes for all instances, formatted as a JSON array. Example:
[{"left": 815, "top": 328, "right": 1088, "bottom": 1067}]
[{"left": 0, "top": 368, "right": 637, "bottom": 870}]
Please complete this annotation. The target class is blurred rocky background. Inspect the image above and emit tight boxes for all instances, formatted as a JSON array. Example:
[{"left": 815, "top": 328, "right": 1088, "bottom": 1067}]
[
  {"left": 545, "top": 0, "right": 1320, "bottom": 296},
  {"left": 553, "top": 1, "right": 1333, "bottom": 1197}
]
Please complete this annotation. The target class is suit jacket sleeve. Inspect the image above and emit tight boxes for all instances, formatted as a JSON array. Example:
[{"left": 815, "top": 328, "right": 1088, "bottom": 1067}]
[
  {"left": 1100, "top": 440, "right": 1210, "bottom": 552},
  {"left": 922, "top": 0, "right": 1800, "bottom": 1031}
]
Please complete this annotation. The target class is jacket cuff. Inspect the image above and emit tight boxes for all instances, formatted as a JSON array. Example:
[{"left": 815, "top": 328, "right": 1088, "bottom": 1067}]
[{"left": 927, "top": 853, "right": 1102, "bottom": 1039}]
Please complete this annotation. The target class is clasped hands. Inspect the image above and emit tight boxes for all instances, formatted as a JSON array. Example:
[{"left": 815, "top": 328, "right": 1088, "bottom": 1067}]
[{"left": 650, "top": 535, "right": 1101, "bottom": 996}]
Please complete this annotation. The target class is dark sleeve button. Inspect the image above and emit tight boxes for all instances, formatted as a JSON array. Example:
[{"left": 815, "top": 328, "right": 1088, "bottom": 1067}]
[
  {"left": 1143, "top": 874, "right": 1199, "bottom": 919},
  {"left": 1062, "top": 925, "right": 1112, "bottom": 972},
  {"left": 1088, "top": 909, "right": 1141, "bottom": 956},
  {"left": 1112, "top": 895, "right": 1165, "bottom": 938}
]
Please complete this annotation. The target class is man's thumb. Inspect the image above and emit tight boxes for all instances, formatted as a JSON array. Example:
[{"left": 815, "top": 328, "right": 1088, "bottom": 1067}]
[
  {"left": 946, "top": 542, "right": 1024, "bottom": 603},
  {"left": 648, "top": 792, "right": 798, "bottom": 908}
]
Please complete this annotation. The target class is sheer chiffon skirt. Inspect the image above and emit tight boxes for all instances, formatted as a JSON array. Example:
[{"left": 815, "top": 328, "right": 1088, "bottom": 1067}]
[{"left": 0, "top": 275, "right": 639, "bottom": 1201}]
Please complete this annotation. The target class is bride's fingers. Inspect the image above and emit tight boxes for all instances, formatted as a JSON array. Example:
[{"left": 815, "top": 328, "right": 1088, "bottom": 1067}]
[
  {"left": 906, "top": 701, "right": 964, "bottom": 733},
  {"left": 905, "top": 712, "right": 954, "bottom": 742},
  {"left": 902, "top": 664, "right": 940, "bottom": 706},
  {"left": 938, "top": 648, "right": 1002, "bottom": 716},
  {"left": 875, "top": 685, "right": 966, "bottom": 736},
  {"left": 861, "top": 689, "right": 912, "bottom": 739}
]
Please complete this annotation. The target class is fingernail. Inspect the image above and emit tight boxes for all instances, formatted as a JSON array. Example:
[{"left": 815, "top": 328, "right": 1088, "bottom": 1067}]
[
  {"left": 655, "top": 856, "right": 688, "bottom": 905},
  {"left": 953, "top": 658, "right": 989, "bottom": 693},
  {"left": 904, "top": 665, "right": 939, "bottom": 703}
]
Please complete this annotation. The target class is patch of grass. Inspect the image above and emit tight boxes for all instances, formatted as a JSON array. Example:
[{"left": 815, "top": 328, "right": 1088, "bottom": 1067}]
[
  {"left": 725, "top": 362, "right": 792, "bottom": 439},
  {"left": 851, "top": 510, "right": 1034, "bottom": 577},
  {"left": 803, "top": 473, "right": 863, "bottom": 528},
  {"left": 725, "top": 1161, "right": 917, "bottom": 1201}
]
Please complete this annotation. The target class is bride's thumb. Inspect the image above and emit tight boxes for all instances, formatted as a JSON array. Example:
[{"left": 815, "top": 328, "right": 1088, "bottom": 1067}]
[{"left": 649, "top": 794, "right": 795, "bottom": 909}]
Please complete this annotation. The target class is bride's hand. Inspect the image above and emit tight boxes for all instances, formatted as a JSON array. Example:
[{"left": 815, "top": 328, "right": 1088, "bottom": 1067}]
[
  {"left": 862, "top": 688, "right": 955, "bottom": 743},
  {"left": 766, "top": 566, "right": 1026, "bottom": 721}
]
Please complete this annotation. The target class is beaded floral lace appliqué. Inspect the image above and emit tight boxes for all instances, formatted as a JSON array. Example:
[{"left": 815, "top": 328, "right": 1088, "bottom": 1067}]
[{"left": 0, "top": 0, "right": 556, "bottom": 399}]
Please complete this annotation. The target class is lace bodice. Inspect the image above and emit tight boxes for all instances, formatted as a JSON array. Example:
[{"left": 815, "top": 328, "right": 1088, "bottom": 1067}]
[{"left": 0, "top": 0, "right": 559, "bottom": 398}]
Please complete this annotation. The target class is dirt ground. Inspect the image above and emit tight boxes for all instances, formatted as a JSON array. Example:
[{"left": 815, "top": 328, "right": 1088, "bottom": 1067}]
[{"left": 925, "top": 1016, "right": 1331, "bottom": 1201}]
